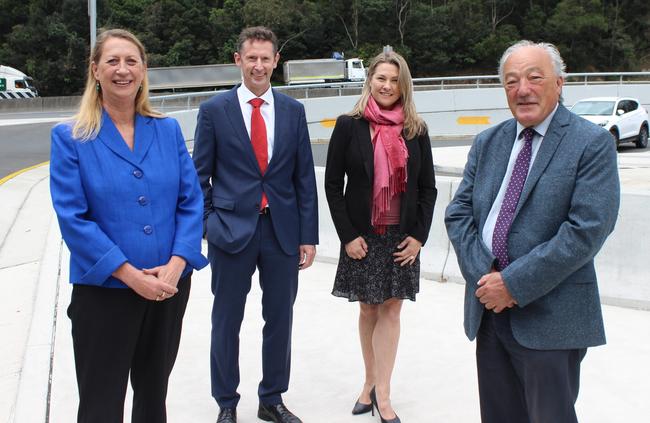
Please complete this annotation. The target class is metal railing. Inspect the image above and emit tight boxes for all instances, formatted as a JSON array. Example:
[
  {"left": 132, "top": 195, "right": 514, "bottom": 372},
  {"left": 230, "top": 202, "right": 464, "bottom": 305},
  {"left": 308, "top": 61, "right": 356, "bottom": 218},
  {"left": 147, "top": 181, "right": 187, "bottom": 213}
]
[
  {"left": 149, "top": 90, "right": 224, "bottom": 111},
  {"left": 149, "top": 71, "right": 650, "bottom": 110}
]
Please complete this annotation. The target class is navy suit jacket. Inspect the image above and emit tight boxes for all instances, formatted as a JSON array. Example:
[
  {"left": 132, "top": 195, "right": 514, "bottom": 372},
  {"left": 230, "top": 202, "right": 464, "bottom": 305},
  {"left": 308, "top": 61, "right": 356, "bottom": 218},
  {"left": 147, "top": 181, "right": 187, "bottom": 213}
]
[
  {"left": 445, "top": 104, "right": 620, "bottom": 350},
  {"left": 50, "top": 112, "right": 208, "bottom": 288},
  {"left": 192, "top": 86, "right": 318, "bottom": 255}
]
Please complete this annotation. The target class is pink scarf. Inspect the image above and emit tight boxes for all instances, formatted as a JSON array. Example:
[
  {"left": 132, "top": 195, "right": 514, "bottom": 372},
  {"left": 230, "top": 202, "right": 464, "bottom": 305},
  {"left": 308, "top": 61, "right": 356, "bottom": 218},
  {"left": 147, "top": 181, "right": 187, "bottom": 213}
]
[{"left": 363, "top": 96, "right": 409, "bottom": 234}]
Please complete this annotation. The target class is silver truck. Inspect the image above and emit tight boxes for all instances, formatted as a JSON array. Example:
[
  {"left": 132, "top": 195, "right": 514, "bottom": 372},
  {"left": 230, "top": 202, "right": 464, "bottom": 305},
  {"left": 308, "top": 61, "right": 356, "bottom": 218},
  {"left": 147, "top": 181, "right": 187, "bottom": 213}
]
[
  {"left": 283, "top": 58, "right": 366, "bottom": 85},
  {"left": 147, "top": 64, "right": 242, "bottom": 91}
]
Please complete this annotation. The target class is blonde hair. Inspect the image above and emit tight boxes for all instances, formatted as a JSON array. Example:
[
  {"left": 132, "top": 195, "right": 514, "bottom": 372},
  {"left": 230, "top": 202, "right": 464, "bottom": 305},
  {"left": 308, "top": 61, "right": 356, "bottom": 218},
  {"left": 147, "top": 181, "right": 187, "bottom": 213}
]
[
  {"left": 72, "top": 28, "right": 162, "bottom": 140},
  {"left": 349, "top": 51, "right": 426, "bottom": 140}
]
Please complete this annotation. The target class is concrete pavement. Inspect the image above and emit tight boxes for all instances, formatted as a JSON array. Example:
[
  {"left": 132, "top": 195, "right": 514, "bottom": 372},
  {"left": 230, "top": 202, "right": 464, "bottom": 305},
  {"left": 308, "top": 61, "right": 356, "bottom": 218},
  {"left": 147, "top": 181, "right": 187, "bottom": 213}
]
[{"left": 1, "top": 149, "right": 650, "bottom": 422}]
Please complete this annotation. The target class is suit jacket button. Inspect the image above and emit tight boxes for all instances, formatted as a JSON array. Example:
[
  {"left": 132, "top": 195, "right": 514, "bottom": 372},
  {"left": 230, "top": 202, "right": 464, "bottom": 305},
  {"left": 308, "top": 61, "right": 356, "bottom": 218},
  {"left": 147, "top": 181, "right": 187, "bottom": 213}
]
[
  {"left": 138, "top": 195, "right": 148, "bottom": 206},
  {"left": 143, "top": 225, "right": 153, "bottom": 235},
  {"left": 132, "top": 169, "right": 143, "bottom": 178}
]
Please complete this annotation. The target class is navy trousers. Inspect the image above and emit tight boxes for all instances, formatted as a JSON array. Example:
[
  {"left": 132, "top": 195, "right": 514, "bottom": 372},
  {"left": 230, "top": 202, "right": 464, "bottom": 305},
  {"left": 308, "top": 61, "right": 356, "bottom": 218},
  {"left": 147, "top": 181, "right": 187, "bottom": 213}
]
[
  {"left": 208, "top": 212, "right": 300, "bottom": 409},
  {"left": 476, "top": 311, "right": 587, "bottom": 423}
]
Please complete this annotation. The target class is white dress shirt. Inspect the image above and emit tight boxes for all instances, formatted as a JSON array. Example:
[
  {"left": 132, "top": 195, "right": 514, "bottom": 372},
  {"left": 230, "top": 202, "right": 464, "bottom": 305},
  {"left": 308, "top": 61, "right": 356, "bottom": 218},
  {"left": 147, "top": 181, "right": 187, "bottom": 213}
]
[
  {"left": 481, "top": 103, "right": 559, "bottom": 252},
  {"left": 237, "top": 83, "right": 275, "bottom": 161}
]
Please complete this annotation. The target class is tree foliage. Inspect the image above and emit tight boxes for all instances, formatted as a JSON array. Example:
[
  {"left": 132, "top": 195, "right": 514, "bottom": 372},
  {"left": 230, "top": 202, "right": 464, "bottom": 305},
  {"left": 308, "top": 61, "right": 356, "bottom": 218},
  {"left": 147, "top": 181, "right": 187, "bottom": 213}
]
[{"left": 1, "top": 0, "right": 649, "bottom": 96}]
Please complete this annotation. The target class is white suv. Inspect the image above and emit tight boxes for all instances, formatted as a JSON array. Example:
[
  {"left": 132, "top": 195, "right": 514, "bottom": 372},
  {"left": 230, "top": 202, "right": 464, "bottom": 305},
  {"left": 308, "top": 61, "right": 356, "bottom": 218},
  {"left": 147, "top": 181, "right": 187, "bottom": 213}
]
[{"left": 570, "top": 97, "right": 649, "bottom": 149}]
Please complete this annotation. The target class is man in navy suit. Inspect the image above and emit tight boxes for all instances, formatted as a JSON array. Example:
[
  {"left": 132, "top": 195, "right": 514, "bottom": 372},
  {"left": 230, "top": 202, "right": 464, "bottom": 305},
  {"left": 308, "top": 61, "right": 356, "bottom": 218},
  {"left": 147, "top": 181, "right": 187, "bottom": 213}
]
[
  {"left": 445, "top": 40, "right": 619, "bottom": 422},
  {"left": 193, "top": 26, "right": 318, "bottom": 423}
]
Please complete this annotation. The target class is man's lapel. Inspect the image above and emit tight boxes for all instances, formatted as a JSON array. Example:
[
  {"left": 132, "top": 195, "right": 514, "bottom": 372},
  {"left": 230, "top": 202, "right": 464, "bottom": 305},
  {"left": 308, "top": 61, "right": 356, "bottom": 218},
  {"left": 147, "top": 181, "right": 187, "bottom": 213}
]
[
  {"left": 268, "top": 90, "right": 286, "bottom": 171},
  {"left": 223, "top": 86, "right": 260, "bottom": 173},
  {"left": 486, "top": 120, "right": 517, "bottom": 206},
  {"left": 515, "top": 104, "right": 570, "bottom": 215}
]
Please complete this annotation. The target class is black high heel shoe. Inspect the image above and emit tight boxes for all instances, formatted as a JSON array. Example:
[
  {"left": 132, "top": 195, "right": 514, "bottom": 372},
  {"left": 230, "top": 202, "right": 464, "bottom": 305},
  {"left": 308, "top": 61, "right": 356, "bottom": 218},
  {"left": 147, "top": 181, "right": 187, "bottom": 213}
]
[
  {"left": 369, "top": 387, "right": 401, "bottom": 423},
  {"left": 351, "top": 400, "right": 373, "bottom": 415},
  {"left": 353, "top": 386, "right": 374, "bottom": 415}
]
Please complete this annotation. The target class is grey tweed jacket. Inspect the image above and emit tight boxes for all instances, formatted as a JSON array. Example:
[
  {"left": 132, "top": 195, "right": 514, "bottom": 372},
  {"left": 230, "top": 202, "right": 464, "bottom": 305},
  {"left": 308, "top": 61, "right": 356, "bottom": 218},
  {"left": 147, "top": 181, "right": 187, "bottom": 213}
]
[{"left": 445, "top": 103, "right": 620, "bottom": 350}]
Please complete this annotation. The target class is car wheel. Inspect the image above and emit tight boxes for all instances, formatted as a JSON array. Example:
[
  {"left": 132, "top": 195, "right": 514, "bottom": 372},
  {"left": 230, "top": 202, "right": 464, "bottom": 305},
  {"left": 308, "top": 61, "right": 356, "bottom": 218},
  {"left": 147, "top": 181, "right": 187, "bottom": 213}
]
[
  {"left": 636, "top": 125, "right": 648, "bottom": 149},
  {"left": 610, "top": 128, "right": 620, "bottom": 148}
]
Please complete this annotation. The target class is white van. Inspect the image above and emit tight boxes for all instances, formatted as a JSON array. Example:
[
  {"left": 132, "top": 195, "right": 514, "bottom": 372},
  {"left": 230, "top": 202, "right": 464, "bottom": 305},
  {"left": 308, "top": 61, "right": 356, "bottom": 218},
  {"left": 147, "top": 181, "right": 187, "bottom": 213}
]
[{"left": 0, "top": 65, "right": 38, "bottom": 99}]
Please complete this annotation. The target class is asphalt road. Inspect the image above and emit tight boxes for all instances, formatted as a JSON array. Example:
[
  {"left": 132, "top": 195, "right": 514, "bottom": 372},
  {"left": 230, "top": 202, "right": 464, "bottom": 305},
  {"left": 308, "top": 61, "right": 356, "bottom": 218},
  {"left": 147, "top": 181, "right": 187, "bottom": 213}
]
[
  {"left": 0, "top": 120, "right": 474, "bottom": 179},
  {"left": 0, "top": 121, "right": 56, "bottom": 178}
]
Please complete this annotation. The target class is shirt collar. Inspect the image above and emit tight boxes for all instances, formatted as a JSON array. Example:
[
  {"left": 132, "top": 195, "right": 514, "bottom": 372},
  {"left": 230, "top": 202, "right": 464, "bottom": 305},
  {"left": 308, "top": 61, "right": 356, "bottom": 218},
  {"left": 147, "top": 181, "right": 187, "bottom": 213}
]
[
  {"left": 237, "top": 83, "right": 274, "bottom": 106},
  {"left": 516, "top": 102, "right": 559, "bottom": 139}
]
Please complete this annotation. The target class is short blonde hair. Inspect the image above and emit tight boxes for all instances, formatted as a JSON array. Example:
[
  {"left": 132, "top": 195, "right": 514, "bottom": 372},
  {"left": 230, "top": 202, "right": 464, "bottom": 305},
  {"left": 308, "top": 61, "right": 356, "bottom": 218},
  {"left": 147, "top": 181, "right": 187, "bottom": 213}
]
[
  {"left": 349, "top": 51, "right": 426, "bottom": 140},
  {"left": 72, "top": 28, "right": 162, "bottom": 140}
]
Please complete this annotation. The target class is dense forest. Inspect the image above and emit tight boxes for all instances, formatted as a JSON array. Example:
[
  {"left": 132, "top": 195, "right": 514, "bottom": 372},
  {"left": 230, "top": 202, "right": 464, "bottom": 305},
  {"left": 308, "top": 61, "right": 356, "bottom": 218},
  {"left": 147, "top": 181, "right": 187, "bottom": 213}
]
[{"left": 1, "top": 0, "right": 649, "bottom": 96}]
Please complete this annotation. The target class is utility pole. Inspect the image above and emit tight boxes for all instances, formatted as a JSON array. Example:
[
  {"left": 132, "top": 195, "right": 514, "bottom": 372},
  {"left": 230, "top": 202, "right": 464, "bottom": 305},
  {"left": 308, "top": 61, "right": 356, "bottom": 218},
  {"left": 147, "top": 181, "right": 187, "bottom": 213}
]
[{"left": 89, "top": 0, "right": 97, "bottom": 50}]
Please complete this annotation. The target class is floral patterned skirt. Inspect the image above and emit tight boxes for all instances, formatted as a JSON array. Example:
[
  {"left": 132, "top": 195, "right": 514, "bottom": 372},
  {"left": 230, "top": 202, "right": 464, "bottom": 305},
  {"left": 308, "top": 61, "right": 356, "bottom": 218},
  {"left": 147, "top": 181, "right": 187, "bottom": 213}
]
[{"left": 332, "top": 226, "right": 419, "bottom": 304}]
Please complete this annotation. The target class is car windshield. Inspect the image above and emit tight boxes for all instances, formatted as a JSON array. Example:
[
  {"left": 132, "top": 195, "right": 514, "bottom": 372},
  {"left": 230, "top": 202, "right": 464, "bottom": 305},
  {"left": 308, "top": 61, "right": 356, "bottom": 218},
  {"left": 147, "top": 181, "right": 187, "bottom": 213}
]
[{"left": 571, "top": 101, "right": 615, "bottom": 116}]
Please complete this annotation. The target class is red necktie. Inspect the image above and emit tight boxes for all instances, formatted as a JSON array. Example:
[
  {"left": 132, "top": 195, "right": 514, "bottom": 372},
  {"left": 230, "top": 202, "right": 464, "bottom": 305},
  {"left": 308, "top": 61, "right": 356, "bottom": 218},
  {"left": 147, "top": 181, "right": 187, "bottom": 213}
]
[{"left": 249, "top": 98, "right": 268, "bottom": 210}]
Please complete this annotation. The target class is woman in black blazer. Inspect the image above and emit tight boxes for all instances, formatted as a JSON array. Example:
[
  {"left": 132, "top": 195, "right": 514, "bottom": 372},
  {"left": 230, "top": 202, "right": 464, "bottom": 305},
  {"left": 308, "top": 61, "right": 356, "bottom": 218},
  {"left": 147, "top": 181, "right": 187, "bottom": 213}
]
[{"left": 325, "top": 51, "right": 437, "bottom": 423}]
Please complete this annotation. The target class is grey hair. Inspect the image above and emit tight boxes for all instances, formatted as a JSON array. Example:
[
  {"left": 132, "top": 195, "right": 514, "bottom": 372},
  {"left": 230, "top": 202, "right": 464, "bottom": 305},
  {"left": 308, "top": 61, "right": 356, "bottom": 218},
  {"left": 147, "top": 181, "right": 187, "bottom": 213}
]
[{"left": 498, "top": 40, "right": 567, "bottom": 83}]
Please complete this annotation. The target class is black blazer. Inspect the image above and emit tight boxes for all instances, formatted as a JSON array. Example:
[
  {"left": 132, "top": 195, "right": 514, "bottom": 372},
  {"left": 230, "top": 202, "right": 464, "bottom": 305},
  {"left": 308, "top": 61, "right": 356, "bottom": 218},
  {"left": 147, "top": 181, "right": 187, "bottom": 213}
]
[{"left": 325, "top": 114, "right": 437, "bottom": 245}]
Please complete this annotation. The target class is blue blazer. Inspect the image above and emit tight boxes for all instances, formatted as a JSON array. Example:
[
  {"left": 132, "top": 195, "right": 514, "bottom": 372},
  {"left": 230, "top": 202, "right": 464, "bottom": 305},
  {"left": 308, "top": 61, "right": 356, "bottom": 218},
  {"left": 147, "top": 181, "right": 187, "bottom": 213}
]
[
  {"left": 445, "top": 104, "right": 620, "bottom": 350},
  {"left": 50, "top": 111, "right": 208, "bottom": 288},
  {"left": 192, "top": 86, "right": 318, "bottom": 255}
]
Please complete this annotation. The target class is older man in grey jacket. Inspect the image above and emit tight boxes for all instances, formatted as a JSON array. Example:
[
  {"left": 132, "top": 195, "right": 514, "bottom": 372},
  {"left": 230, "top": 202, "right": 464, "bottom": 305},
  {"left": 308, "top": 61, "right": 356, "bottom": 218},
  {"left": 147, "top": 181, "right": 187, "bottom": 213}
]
[{"left": 445, "top": 40, "right": 620, "bottom": 423}]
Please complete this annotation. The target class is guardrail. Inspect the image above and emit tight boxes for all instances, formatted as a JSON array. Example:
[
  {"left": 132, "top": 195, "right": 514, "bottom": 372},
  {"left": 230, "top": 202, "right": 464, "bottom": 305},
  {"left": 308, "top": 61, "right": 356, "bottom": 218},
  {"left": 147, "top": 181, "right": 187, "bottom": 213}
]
[
  {"left": 3, "top": 71, "right": 650, "bottom": 113},
  {"left": 411, "top": 71, "right": 650, "bottom": 89},
  {"left": 147, "top": 71, "right": 650, "bottom": 110}
]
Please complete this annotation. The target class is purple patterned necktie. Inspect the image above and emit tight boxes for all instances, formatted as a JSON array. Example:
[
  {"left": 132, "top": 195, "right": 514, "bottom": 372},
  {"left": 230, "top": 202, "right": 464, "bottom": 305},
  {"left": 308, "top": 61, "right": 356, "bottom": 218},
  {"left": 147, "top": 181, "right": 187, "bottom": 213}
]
[{"left": 492, "top": 127, "right": 535, "bottom": 271}]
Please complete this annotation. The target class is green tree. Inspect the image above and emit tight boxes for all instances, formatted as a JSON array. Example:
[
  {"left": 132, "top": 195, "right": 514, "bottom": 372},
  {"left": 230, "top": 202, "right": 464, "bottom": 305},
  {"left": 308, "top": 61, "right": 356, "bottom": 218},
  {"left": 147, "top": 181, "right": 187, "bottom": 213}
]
[
  {"left": 547, "top": 0, "right": 608, "bottom": 71},
  {"left": 0, "top": 0, "right": 87, "bottom": 95}
]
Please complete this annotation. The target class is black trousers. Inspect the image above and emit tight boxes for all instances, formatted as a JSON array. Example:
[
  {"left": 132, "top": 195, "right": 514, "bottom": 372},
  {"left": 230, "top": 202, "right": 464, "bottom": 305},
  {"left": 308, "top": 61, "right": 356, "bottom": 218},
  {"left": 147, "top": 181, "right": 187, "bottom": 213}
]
[
  {"left": 67, "top": 274, "right": 191, "bottom": 423},
  {"left": 476, "top": 311, "right": 587, "bottom": 423}
]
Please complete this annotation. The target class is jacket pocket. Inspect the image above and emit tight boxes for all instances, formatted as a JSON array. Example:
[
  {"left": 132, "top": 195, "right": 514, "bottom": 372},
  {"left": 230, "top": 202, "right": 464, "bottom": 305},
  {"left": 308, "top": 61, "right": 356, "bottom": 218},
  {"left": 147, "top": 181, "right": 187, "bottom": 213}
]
[{"left": 212, "top": 196, "right": 235, "bottom": 211}]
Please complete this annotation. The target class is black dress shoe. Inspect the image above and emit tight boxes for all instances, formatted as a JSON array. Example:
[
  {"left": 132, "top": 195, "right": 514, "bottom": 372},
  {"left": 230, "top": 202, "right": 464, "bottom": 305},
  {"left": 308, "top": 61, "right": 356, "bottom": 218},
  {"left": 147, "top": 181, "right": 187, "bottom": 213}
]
[
  {"left": 217, "top": 407, "right": 236, "bottom": 423},
  {"left": 257, "top": 402, "right": 302, "bottom": 423},
  {"left": 351, "top": 399, "right": 373, "bottom": 415}
]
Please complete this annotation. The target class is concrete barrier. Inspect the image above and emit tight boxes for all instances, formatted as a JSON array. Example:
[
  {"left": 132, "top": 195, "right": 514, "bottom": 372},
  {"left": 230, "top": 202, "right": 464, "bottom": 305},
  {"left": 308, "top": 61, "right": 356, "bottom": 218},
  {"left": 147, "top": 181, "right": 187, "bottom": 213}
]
[
  {"left": 313, "top": 167, "right": 341, "bottom": 263},
  {"left": 169, "top": 92, "right": 650, "bottom": 310},
  {"left": 314, "top": 169, "right": 650, "bottom": 310},
  {"left": 0, "top": 96, "right": 81, "bottom": 113},
  {"left": 419, "top": 177, "right": 454, "bottom": 281},
  {"left": 595, "top": 189, "right": 650, "bottom": 309}
]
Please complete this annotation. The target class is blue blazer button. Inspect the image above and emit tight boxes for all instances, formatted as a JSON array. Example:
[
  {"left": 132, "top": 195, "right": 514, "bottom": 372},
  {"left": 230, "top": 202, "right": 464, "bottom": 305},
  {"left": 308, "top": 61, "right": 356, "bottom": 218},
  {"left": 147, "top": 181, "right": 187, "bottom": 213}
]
[
  {"left": 143, "top": 225, "right": 153, "bottom": 234},
  {"left": 138, "top": 195, "right": 148, "bottom": 205},
  {"left": 133, "top": 169, "right": 143, "bottom": 178}
]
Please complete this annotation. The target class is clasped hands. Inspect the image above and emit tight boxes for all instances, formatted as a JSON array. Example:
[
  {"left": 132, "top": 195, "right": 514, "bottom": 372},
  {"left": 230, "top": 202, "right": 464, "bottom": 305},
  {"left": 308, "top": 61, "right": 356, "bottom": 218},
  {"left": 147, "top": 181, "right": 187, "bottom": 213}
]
[
  {"left": 113, "top": 256, "right": 186, "bottom": 302},
  {"left": 345, "top": 235, "right": 421, "bottom": 267},
  {"left": 476, "top": 269, "right": 517, "bottom": 313}
]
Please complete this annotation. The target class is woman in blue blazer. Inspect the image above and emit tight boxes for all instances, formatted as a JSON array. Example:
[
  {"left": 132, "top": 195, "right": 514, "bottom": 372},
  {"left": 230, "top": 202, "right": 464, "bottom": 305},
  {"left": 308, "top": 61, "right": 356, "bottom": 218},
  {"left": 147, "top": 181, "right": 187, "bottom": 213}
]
[{"left": 49, "top": 29, "right": 207, "bottom": 423}]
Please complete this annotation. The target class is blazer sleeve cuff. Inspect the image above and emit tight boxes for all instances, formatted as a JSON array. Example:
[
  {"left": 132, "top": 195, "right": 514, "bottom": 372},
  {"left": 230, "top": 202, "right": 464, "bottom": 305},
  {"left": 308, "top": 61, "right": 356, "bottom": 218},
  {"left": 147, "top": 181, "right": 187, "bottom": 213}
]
[
  {"left": 78, "top": 245, "right": 128, "bottom": 285},
  {"left": 172, "top": 240, "right": 209, "bottom": 270}
]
